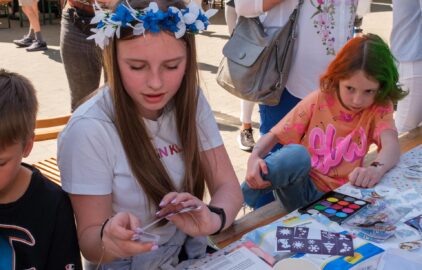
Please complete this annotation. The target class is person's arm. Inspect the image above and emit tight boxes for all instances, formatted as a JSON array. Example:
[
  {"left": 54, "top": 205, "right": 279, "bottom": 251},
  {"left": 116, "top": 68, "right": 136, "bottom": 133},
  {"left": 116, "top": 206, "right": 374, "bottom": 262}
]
[
  {"left": 234, "top": 0, "right": 284, "bottom": 17},
  {"left": 245, "top": 92, "right": 317, "bottom": 189},
  {"left": 245, "top": 132, "right": 279, "bottom": 189},
  {"left": 263, "top": 0, "right": 285, "bottom": 11},
  {"left": 349, "top": 129, "right": 400, "bottom": 188},
  {"left": 69, "top": 194, "right": 155, "bottom": 263},
  {"left": 203, "top": 144, "right": 243, "bottom": 230}
]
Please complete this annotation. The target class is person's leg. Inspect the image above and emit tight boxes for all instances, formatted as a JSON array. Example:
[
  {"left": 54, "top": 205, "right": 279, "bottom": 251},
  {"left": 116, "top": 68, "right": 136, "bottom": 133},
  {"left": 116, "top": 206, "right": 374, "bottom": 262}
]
[
  {"left": 24, "top": 0, "right": 48, "bottom": 51},
  {"left": 242, "top": 144, "right": 321, "bottom": 210},
  {"left": 238, "top": 100, "right": 256, "bottom": 151},
  {"left": 13, "top": 0, "right": 36, "bottom": 47},
  {"left": 60, "top": 10, "right": 103, "bottom": 111},
  {"left": 264, "top": 144, "right": 323, "bottom": 212},
  {"left": 240, "top": 99, "right": 255, "bottom": 126},
  {"left": 395, "top": 60, "right": 422, "bottom": 133},
  {"left": 259, "top": 89, "right": 301, "bottom": 152}
]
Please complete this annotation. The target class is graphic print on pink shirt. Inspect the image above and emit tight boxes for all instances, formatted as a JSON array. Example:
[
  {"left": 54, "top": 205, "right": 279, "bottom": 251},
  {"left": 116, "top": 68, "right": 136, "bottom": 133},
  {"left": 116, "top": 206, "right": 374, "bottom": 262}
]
[{"left": 309, "top": 124, "right": 367, "bottom": 174}]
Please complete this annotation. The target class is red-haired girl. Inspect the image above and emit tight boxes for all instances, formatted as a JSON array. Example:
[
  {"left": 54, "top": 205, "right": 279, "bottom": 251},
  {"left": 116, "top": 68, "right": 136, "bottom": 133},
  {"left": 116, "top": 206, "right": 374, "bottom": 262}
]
[{"left": 243, "top": 34, "right": 407, "bottom": 211}]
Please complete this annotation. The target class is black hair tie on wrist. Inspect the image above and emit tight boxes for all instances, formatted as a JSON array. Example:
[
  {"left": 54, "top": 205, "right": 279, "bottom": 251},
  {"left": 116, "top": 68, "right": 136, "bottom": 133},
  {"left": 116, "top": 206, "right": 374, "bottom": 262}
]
[{"left": 100, "top": 217, "right": 112, "bottom": 240}]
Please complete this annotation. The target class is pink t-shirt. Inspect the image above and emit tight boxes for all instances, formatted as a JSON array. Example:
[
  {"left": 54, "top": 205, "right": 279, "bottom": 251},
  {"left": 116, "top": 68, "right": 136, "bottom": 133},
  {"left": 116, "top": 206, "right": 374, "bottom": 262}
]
[{"left": 271, "top": 90, "right": 397, "bottom": 192}]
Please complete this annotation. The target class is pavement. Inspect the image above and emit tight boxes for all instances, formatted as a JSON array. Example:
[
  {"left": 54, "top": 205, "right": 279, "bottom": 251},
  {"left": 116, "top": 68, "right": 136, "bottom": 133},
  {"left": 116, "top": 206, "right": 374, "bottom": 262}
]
[{"left": 0, "top": 3, "right": 392, "bottom": 186}]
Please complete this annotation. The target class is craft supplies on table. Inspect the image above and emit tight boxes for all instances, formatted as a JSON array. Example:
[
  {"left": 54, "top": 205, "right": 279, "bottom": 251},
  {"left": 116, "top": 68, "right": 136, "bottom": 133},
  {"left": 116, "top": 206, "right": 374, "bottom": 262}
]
[
  {"left": 237, "top": 145, "right": 422, "bottom": 268},
  {"left": 276, "top": 226, "right": 355, "bottom": 256},
  {"left": 243, "top": 213, "right": 384, "bottom": 270},
  {"left": 298, "top": 191, "right": 369, "bottom": 224},
  {"left": 198, "top": 145, "right": 422, "bottom": 269}
]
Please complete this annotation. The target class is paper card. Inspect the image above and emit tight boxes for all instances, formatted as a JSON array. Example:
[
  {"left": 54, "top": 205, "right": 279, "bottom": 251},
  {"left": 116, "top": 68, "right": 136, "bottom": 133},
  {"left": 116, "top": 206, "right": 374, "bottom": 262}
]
[
  {"left": 223, "top": 240, "right": 276, "bottom": 266},
  {"left": 187, "top": 246, "right": 273, "bottom": 270}
]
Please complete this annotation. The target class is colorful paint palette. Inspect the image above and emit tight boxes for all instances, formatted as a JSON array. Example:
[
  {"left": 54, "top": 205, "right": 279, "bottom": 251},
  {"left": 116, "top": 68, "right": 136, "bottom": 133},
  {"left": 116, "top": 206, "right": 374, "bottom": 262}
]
[{"left": 298, "top": 191, "right": 369, "bottom": 224}]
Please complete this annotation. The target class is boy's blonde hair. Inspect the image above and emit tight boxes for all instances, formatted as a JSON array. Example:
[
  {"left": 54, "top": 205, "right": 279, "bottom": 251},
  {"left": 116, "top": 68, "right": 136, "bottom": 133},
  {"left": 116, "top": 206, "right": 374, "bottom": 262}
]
[{"left": 0, "top": 69, "right": 38, "bottom": 150}]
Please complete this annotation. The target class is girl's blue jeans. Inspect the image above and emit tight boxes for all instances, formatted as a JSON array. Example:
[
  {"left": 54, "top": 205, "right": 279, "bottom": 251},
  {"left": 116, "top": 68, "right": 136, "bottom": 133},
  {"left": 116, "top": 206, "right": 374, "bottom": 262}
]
[{"left": 241, "top": 144, "right": 324, "bottom": 212}]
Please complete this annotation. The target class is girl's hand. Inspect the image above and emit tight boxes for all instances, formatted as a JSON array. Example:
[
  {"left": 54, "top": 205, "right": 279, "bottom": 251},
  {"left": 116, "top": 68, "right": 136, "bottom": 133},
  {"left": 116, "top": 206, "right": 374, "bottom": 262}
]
[
  {"left": 158, "top": 192, "right": 221, "bottom": 236},
  {"left": 245, "top": 154, "right": 272, "bottom": 189},
  {"left": 102, "top": 212, "right": 157, "bottom": 258},
  {"left": 348, "top": 166, "right": 383, "bottom": 188}
]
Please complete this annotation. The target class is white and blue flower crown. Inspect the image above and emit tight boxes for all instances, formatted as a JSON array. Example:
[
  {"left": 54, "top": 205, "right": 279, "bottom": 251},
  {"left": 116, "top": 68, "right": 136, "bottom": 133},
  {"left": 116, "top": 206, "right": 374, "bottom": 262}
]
[{"left": 88, "top": 0, "right": 217, "bottom": 49}]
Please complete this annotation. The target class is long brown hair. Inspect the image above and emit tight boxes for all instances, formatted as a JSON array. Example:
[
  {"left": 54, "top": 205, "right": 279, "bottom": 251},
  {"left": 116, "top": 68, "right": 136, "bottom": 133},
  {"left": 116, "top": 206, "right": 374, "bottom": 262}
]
[{"left": 103, "top": 0, "right": 206, "bottom": 209}]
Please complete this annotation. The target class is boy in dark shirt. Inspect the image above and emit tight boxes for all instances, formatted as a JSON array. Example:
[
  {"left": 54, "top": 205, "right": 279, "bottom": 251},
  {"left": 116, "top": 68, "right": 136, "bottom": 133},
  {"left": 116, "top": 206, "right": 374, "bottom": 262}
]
[{"left": 0, "top": 69, "right": 82, "bottom": 269}]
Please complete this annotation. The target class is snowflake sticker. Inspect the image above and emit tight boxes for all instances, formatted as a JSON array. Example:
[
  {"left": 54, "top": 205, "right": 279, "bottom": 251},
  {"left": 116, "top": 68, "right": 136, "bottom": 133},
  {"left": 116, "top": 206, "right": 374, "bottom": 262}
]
[
  {"left": 277, "top": 239, "right": 291, "bottom": 249},
  {"left": 279, "top": 228, "right": 292, "bottom": 236},
  {"left": 308, "top": 244, "right": 320, "bottom": 253},
  {"left": 292, "top": 241, "right": 305, "bottom": 249}
]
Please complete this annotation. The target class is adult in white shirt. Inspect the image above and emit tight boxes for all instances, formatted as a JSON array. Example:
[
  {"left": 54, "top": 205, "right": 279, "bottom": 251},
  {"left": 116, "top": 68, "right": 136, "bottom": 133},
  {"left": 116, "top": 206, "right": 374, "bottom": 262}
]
[
  {"left": 390, "top": 0, "right": 422, "bottom": 132},
  {"left": 235, "top": 0, "right": 358, "bottom": 149}
]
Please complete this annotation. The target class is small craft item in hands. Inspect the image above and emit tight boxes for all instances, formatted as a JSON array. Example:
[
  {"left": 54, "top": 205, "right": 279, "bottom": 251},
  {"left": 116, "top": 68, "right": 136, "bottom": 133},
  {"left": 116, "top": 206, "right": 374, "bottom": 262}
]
[
  {"left": 132, "top": 204, "right": 201, "bottom": 243},
  {"left": 156, "top": 204, "right": 201, "bottom": 219},
  {"left": 276, "top": 226, "right": 354, "bottom": 256},
  {"left": 132, "top": 229, "right": 161, "bottom": 243},
  {"left": 298, "top": 191, "right": 369, "bottom": 224}
]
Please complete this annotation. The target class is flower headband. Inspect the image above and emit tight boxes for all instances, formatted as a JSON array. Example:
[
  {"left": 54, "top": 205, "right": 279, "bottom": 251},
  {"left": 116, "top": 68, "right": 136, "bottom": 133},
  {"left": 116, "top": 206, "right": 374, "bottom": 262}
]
[{"left": 88, "top": 0, "right": 218, "bottom": 49}]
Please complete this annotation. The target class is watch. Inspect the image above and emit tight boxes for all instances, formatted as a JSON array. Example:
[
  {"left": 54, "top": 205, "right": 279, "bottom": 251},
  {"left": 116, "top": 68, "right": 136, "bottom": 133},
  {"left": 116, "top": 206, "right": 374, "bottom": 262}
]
[{"left": 207, "top": 205, "right": 226, "bottom": 236}]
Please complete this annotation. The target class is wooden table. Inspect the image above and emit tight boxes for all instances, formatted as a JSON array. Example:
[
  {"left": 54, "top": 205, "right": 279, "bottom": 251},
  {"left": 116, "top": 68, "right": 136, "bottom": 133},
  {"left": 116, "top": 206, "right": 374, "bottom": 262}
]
[{"left": 210, "top": 126, "right": 422, "bottom": 248}]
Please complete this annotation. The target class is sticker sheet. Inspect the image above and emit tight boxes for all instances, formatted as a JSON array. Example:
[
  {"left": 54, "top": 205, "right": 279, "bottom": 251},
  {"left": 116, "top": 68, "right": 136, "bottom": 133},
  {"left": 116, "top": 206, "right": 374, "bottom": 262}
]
[{"left": 276, "top": 226, "right": 354, "bottom": 256}]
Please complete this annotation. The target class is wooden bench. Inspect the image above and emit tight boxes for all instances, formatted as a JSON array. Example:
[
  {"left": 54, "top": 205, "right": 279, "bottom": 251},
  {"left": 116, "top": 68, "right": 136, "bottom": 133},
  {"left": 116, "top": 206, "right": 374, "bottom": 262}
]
[
  {"left": 210, "top": 125, "right": 422, "bottom": 248},
  {"left": 32, "top": 114, "right": 70, "bottom": 186}
]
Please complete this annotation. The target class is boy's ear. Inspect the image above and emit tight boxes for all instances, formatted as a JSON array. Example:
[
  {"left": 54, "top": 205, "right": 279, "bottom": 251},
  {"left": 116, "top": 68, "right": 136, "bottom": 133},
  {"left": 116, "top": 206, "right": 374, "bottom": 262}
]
[{"left": 22, "top": 137, "right": 34, "bottom": 158}]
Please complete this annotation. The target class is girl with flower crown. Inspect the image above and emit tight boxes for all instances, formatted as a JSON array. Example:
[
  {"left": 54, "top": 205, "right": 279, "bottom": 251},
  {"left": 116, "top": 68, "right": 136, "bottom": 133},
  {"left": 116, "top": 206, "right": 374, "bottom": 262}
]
[{"left": 57, "top": 0, "right": 242, "bottom": 268}]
